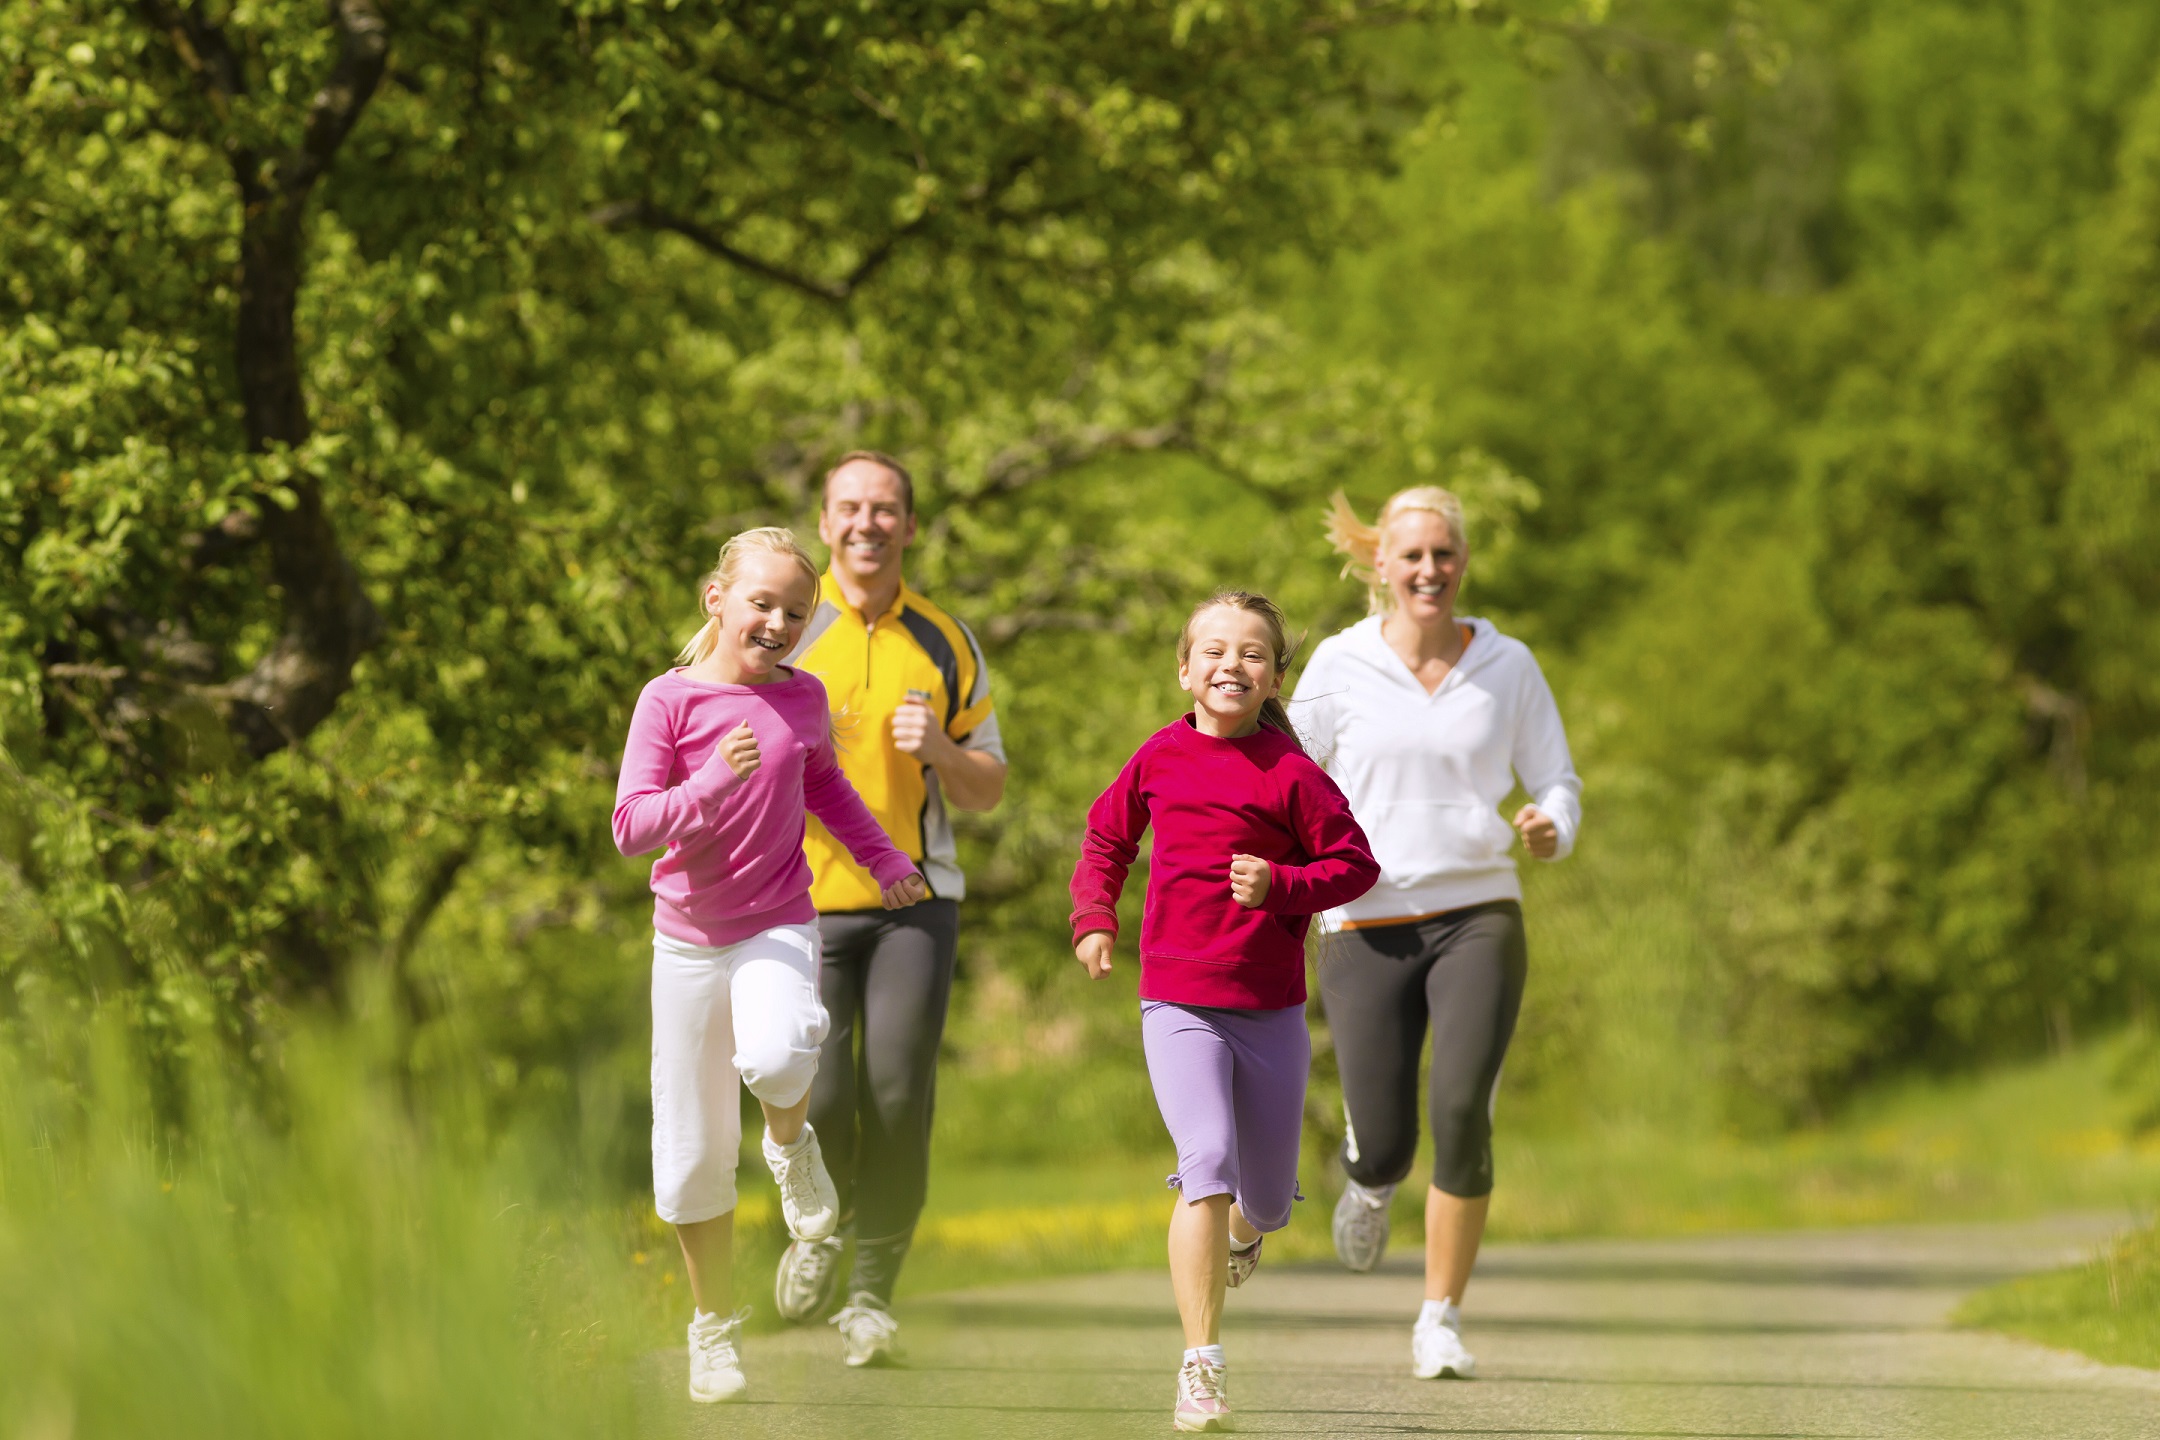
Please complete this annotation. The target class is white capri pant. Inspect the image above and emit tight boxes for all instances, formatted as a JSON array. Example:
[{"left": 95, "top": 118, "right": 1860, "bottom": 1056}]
[{"left": 650, "top": 923, "right": 827, "bottom": 1225}]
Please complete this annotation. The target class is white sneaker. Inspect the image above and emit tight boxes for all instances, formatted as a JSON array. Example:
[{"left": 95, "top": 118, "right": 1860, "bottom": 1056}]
[
  {"left": 687, "top": 1306, "right": 751, "bottom": 1402},
  {"left": 830, "top": 1291, "right": 903, "bottom": 1367},
  {"left": 1173, "top": 1356, "right": 1234, "bottom": 1432},
  {"left": 1332, "top": 1179, "right": 1394, "bottom": 1272},
  {"left": 762, "top": 1125, "right": 839, "bottom": 1241},
  {"left": 1411, "top": 1311, "right": 1477, "bottom": 1379},
  {"left": 1226, "top": 1234, "right": 1263, "bottom": 1289},
  {"left": 774, "top": 1234, "right": 847, "bottom": 1323}
]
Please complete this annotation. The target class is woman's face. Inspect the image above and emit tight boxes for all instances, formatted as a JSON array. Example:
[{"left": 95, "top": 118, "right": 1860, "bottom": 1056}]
[
  {"left": 1179, "top": 605, "right": 1282, "bottom": 731},
  {"left": 703, "top": 553, "right": 817, "bottom": 680},
  {"left": 1378, "top": 509, "right": 1466, "bottom": 626}
]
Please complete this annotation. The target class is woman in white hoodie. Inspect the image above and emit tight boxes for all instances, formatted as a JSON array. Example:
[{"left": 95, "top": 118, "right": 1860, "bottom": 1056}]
[{"left": 1291, "top": 484, "right": 1580, "bottom": 1382}]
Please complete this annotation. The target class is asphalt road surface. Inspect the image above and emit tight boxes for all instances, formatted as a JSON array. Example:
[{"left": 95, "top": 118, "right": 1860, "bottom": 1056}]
[{"left": 670, "top": 1215, "right": 2158, "bottom": 1439}]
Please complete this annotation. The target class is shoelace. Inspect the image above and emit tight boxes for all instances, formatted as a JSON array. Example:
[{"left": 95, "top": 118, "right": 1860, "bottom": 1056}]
[
  {"left": 831, "top": 1300, "right": 899, "bottom": 1345},
  {"left": 1179, "top": 1358, "right": 1227, "bottom": 1405},
  {"left": 692, "top": 1306, "right": 752, "bottom": 1363},
  {"left": 775, "top": 1145, "right": 822, "bottom": 1213},
  {"left": 792, "top": 1240, "right": 840, "bottom": 1282}
]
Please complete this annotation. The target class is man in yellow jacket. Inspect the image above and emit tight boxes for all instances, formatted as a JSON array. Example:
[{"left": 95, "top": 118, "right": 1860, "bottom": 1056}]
[{"left": 775, "top": 451, "right": 1008, "bottom": 1365}]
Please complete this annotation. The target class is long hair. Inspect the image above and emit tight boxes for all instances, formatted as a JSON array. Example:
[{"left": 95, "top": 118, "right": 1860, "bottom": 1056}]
[
  {"left": 676, "top": 527, "right": 823, "bottom": 666},
  {"left": 1178, "top": 590, "right": 1306, "bottom": 754},
  {"left": 1324, "top": 485, "right": 1467, "bottom": 615}
]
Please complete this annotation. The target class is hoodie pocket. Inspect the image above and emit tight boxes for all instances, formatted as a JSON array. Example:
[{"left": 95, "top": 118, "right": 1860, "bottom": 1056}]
[{"left": 1362, "top": 800, "right": 1513, "bottom": 883}]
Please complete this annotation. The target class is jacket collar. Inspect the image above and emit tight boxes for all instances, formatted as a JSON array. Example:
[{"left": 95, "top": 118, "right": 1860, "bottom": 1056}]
[
  {"left": 821, "top": 569, "right": 910, "bottom": 623},
  {"left": 1350, "top": 613, "right": 1495, "bottom": 691}
]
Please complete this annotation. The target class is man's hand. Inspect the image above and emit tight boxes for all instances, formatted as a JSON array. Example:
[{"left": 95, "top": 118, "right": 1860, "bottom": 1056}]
[
  {"left": 1229, "top": 853, "right": 1272, "bottom": 908},
  {"left": 891, "top": 699, "right": 946, "bottom": 761},
  {"left": 719, "top": 721, "right": 761, "bottom": 781},
  {"left": 880, "top": 872, "right": 932, "bottom": 909},
  {"left": 1074, "top": 930, "right": 1113, "bottom": 979},
  {"left": 1513, "top": 804, "right": 1559, "bottom": 859},
  {"left": 891, "top": 696, "right": 1008, "bottom": 812}
]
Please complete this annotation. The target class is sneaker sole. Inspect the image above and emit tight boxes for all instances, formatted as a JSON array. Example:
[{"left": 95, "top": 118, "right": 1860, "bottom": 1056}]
[
  {"left": 773, "top": 1289, "right": 835, "bottom": 1324},
  {"left": 844, "top": 1348, "right": 902, "bottom": 1369},
  {"left": 1412, "top": 1363, "right": 1476, "bottom": 1380},
  {"left": 788, "top": 1213, "right": 839, "bottom": 1243},
  {"left": 1173, "top": 1412, "right": 1235, "bottom": 1433},
  {"left": 688, "top": 1381, "right": 749, "bottom": 1403},
  {"left": 774, "top": 1246, "right": 845, "bottom": 1324}
]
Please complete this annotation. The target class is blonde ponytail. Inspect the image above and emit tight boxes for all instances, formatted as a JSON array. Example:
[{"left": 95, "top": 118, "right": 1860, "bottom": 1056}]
[
  {"left": 1324, "top": 486, "right": 1467, "bottom": 615},
  {"left": 677, "top": 526, "right": 824, "bottom": 665}
]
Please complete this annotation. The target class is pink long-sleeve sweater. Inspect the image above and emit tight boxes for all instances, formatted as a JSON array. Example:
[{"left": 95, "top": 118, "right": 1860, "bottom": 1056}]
[
  {"left": 1069, "top": 716, "right": 1380, "bottom": 1009},
  {"left": 613, "top": 667, "right": 916, "bottom": 947}
]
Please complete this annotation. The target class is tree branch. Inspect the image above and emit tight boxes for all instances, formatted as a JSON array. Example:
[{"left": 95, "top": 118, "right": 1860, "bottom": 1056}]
[
  {"left": 388, "top": 841, "right": 474, "bottom": 1023},
  {"left": 138, "top": 0, "right": 391, "bottom": 760},
  {"left": 972, "top": 420, "right": 1193, "bottom": 498},
  {"left": 589, "top": 199, "right": 916, "bottom": 302},
  {"left": 283, "top": 0, "right": 389, "bottom": 194},
  {"left": 136, "top": 1, "right": 248, "bottom": 115}
]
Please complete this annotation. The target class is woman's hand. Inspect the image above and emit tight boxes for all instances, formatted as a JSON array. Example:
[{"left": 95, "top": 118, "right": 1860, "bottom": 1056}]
[
  {"left": 879, "top": 872, "right": 931, "bottom": 909},
  {"left": 1513, "top": 804, "right": 1558, "bottom": 859},
  {"left": 1074, "top": 930, "right": 1113, "bottom": 979},
  {"left": 718, "top": 721, "right": 762, "bottom": 781},
  {"left": 1229, "top": 853, "right": 1272, "bottom": 908}
]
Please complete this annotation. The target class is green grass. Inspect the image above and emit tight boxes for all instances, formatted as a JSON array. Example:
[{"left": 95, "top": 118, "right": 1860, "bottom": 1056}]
[
  {"left": 0, "top": 1006, "right": 675, "bottom": 1440},
  {"left": 1957, "top": 1224, "right": 2160, "bottom": 1369},
  {"left": 1493, "top": 1041, "right": 2160, "bottom": 1238}
]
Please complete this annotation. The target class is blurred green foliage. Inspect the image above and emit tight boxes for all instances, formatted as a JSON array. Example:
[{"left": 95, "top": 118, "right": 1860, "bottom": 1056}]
[{"left": 4, "top": 0, "right": 2159, "bottom": 1146}]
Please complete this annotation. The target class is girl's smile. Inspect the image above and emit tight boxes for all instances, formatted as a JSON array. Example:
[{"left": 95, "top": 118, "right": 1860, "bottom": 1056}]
[
  {"left": 693, "top": 552, "right": 817, "bottom": 684},
  {"left": 1179, "top": 607, "right": 1284, "bottom": 739}
]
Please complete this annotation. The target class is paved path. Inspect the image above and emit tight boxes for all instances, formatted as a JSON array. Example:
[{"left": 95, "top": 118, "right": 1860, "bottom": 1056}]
[{"left": 680, "top": 1216, "right": 2159, "bottom": 1439}]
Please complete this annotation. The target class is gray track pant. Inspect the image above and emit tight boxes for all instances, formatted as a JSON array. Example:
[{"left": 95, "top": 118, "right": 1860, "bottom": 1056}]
[
  {"left": 1319, "top": 900, "right": 1526, "bottom": 1198},
  {"left": 807, "top": 898, "right": 959, "bottom": 1302}
]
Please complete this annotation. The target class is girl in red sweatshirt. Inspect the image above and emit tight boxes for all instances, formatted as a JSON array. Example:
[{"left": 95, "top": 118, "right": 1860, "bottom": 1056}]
[{"left": 1070, "top": 590, "right": 1379, "bottom": 1433}]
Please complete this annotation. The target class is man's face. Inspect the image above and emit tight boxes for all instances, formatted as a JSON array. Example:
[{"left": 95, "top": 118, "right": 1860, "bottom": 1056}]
[{"left": 817, "top": 460, "right": 916, "bottom": 590}]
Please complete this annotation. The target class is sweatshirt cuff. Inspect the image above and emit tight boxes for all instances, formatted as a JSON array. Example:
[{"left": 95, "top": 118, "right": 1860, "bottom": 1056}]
[
  {"left": 1071, "top": 909, "right": 1119, "bottom": 944},
  {"left": 682, "top": 753, "right": 745, "bottom": 816},
  {"left": 1257, "top": 862, "right": 1301, "bottom": 912},
  {"left": 867, "top": 850, "right": 920, "bottom": 892}
]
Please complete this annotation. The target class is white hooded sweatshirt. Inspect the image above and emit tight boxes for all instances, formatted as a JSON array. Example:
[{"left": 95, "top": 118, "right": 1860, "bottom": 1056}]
[{"left": 1290, "top": 614, "right": 1580, "bottom": 928}]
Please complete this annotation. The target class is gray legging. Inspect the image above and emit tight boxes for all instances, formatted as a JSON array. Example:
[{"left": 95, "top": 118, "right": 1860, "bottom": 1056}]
[
  {"left": 1319, "top": 900, "right": 1526, "bottom": 1198},
  {"left": 806, "top": 898, "right": 959, "bottom": 1302}
]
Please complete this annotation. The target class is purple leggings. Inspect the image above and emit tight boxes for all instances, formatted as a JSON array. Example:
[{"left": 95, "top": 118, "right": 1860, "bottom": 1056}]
[{"left": 1140, "top": 1000, "right": 1309, "bottom": 1233}]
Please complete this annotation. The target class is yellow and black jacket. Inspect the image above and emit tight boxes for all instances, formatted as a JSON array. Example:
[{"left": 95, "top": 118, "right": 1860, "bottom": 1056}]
[{"left": 788, "top": 572, "right": 1003, "bottom": 912}]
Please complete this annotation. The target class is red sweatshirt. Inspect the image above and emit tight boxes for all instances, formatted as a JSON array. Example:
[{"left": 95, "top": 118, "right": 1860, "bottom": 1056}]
[{"left": 1070, "top": 716, "right": 1380, "bottom": 1009}]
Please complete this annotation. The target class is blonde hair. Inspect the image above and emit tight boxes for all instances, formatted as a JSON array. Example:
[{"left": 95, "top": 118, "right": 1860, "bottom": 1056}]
[
  {"left": 1177, "top": 590, "right": 1306, "bottom": 754},
  {"left": 677, "top": 526, "right": 824, "bottom": 665},
  {"left": 1324, "top": 486, "right": 1467, "bottom": 615}
]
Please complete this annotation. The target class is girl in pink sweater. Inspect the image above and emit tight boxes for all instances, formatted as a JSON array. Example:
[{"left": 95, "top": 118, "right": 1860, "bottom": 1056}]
[
  {"left": 1070, "top": 591, "right": 1378, "bottom": 1433},
  {"left": 614, "top": 527, "right": 927, "bottom": 1404}
]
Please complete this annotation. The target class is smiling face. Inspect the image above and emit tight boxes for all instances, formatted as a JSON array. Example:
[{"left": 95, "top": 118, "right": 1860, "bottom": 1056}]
[
  {"left": 1377, "top": 508, "right": 1466, "bottom": 627},
  {"left": 701, "top": 551, "right": 819, "bottom": 683},
  {"left": 817, "top": 458, "right": 916, "bottom": 593},
  {"left": 1178, "top": 604, "right": 1284, "bottom": 737}
]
